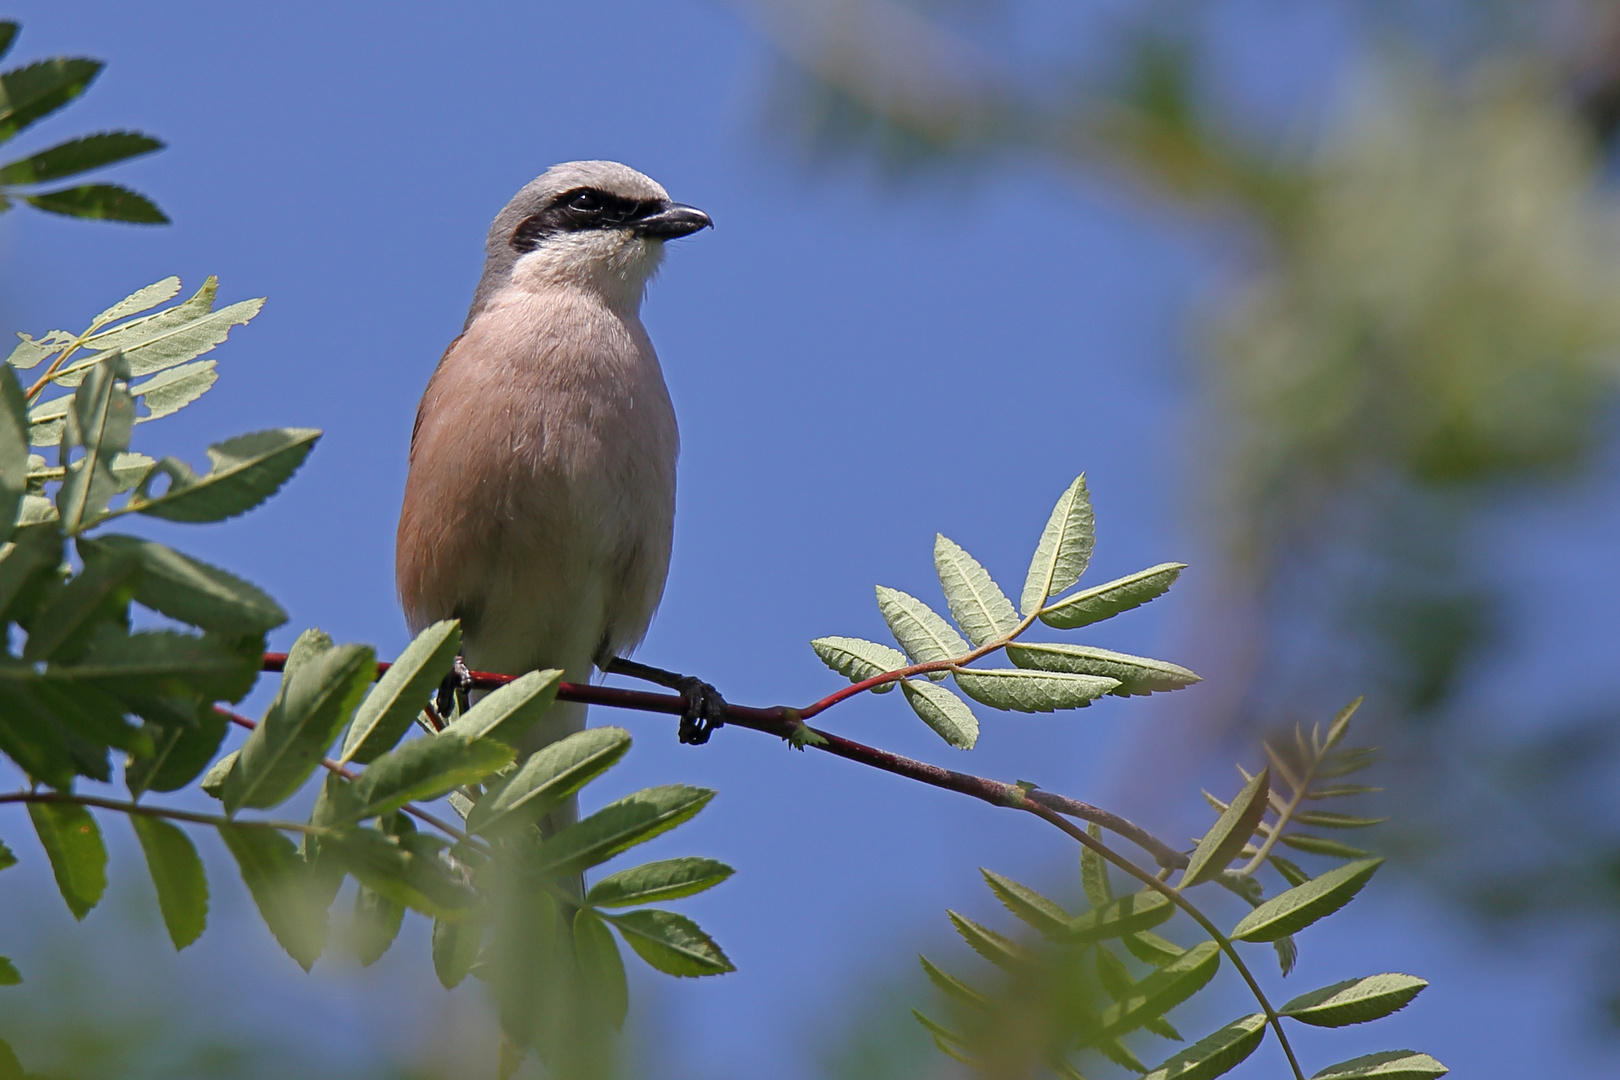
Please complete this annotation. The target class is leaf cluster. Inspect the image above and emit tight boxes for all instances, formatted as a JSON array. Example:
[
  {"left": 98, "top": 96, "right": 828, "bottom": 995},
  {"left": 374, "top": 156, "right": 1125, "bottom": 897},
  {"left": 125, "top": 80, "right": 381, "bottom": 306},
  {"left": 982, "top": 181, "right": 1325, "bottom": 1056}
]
[
  {"left": 0, "top": 23, "right": 166, "bottom": 223},
  {"left": 813, "top": 476, "right": 1198, "bottom": 749}
]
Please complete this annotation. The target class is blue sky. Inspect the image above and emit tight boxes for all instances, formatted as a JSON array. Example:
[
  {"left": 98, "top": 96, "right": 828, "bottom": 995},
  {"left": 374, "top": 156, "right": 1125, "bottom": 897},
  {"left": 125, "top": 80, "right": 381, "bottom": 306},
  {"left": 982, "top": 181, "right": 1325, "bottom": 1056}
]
[{"left": 0, "top": 2, "right": 1614, "bottom": 1077}]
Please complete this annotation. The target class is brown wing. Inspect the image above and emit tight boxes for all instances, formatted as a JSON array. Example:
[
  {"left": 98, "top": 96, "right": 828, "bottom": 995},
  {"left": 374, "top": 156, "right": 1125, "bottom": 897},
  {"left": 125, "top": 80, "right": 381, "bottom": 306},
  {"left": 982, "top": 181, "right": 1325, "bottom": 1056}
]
[{"left": 409, "top": 332, "right": 466, "bottom": 461}]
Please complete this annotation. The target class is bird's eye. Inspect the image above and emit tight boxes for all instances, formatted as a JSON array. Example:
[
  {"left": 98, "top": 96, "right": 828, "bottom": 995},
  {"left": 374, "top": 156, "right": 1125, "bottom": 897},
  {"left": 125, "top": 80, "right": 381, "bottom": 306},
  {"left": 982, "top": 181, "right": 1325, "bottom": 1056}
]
[{"left": 568, "top": 191, "right": 601, "bottom": 212}]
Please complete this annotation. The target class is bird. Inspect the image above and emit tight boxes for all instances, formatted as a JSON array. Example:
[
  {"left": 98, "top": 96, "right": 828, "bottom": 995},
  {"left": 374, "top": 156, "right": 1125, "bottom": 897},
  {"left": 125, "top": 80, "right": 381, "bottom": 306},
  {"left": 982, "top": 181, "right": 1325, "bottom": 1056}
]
[{"left": 396, "top": 161, "right": 719, "bottom": 810}]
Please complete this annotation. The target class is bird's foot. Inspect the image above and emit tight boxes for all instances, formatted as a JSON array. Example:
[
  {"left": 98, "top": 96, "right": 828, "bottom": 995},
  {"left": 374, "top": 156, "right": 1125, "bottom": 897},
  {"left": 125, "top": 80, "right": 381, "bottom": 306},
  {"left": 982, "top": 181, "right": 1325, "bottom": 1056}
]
[
  {"left": 435, "top": 654, "right": 472, "bottom": 724},
  {"left": 605, "top": 657, "right": 727, "bottom": 745}
]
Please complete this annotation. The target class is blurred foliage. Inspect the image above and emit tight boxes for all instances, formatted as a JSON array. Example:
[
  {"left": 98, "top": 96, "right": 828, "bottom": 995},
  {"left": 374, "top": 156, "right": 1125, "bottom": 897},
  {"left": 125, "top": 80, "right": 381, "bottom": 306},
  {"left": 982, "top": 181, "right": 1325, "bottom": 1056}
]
[{"left": 738, "top": 0, "right": 1620, "bottom": 1023}]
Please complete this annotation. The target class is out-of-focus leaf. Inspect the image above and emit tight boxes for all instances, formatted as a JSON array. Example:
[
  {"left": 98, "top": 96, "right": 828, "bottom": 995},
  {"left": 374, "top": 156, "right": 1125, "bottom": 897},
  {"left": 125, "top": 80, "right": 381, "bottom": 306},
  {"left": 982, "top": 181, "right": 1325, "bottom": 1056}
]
[
  {"left": 574, "top": 908, "right": 629, "bottom": 1028},
  {"left": 1293, "top": 810, "right": 1387, "bottom": 829},
  {"left": 934, "top": 534, "right": 1019, "bottom": 646},
  {"left": 1098, "top": 941, "right": 1220, "bottom": 1036},
  {"left": 604, "top": 909, "right": 734, "bottom": 977},
  {"left": 1125, "top": 930, "right": 1186, "bottom": 965},
  {"left": 1021, "top": 475, "right": 1095, "bottom": 614},
  {"left": 126, "top": 702, "right": 228, "bottom": 796},
  {"left": 28, "top": 801, "right": 106, "bottom": 918},
  {"left": 79, "top": 534, "right": 285, "bottom": 635},
  {"left": 0, "top": 132, "right": 161, "bottom": 185},
  {"left": 1067, "top": 890, "right": 1175, "bottom": 943},
  {"left": 0, "top": 957, "right": 18, "bottom": 986},
  {"left": 1281, "top": 974, "right": 1428, "bottom": 1027},
  {"left": 433, "top": 912, "right": 484, "bottom": 989},
  {"left": 0, "top": 58, "right": 102, "bottom": 143},
  {"left": 1279, "top": 833, "right": 1374, "bottom": 859},
  {"left": 1082, "top": 823, "right": 1113, "bottom": 907},
  {"left": 335, "top": 732, "right": 512, "bottom": 824},
  {"left": 0, "top": 522, "right": 61, "bottom": 619},
  {"left": 0, "top": 838, "right": 15, "bottom": 871},
  {"left": 353, "top": 884, "right": 405, "bottom": 966},
  {"left": 919, "top": 954, "right": 986, "bottom": 1008},
  {"left": 0, "top": 23, "right": 18, "bottom": 65},
  {"left": 1096, "top": 946, "right": 1183, "bottom": 1039},
  {"left": 21, "top": 551, "right": 137, "bottom": 662},
  {"left": 340, "top": 619, "right": 459, "bottom": 764},
  {"left": 528, "top": 785, "right": 714, "bottom": 878},
  {"left": 198, "top": 749, "right": 237, "bottom": 798},
  {"left": 946, "top": 910, "right": 1027, "bottom": 969},
  {"left": 131, "top": 814, "right": 207, "bottom": 949},
  {"left": 217, "top": 823, "right": 327, "bottom": 970},
  {"left": 0, "top": 682, "right": 82, "bottom": 789},
  {"left": 7, "top": 328, "right": 72, "bottom": 370},
  {"left": 952, "top": 667, "right": 1119, "bottom": 713},
  {"left": 130, "top": 428, "right": 320, "bottom": 523},
  {"left": 1142, "top": 1013, "right": 1268, "bottom": 1080},
  {"left": 25, "top": 183, "right": 167, "bottom": 224},
  {"left": 1323, "top": 697, "right": 1362, "bottom": 751},
  {"left": 1231, "top": 859, "right": 1383, "bottom": 942},
  {"left": 809, "top": 635, "right": 907, "bottom": 692},
  {"left": 440, "top": 667, "right": 562, "bottom": 748},
  {"left": 586, "top": 857, "right": 734, "bottom": 908},
  {"left": 1039, "top": 562, "right": 1185, "bottom": 629},
  {"left": 55, "top": 352, "right": 134, "bottom": 534},
  {"left": 1006, "top": 642, "right": 1200, "bottom": 696},
  {"left": 875, "top": 585, "right": 968, "bottom": 669},
  {"left": 469, "top": 726, "right": 630, "bottom": 838},
  {"left": 900, "top": 678, "right": 979, "bottom": 748},
  {"left": 223, "top": 632, "right": 374, "bottom": 812},
  {"left": 980, "top": 868, "right": 1069, "bottom": 938},
  {"left": 1308, "top": 1051, "right": 1448, "bottom": 1079},
  {"left": 321, "top": 828, "right": 478, "bottom": 918},
  {"left": 1182, "top": 768, "right": 1269, "bottom": 888},
  {"left": 0, "top": 366, "right": 27, "bottom": 540}
]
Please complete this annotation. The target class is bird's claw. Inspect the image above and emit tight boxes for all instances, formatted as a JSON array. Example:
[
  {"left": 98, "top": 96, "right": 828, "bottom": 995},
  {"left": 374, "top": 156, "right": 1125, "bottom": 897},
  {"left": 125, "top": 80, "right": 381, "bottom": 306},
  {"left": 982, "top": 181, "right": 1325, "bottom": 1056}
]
[
  {"left": 435, "top": 654, "right": 473, "bottom": 722},
  {"left": 675, "top": 676, "right": 726, "bottom": 745}
]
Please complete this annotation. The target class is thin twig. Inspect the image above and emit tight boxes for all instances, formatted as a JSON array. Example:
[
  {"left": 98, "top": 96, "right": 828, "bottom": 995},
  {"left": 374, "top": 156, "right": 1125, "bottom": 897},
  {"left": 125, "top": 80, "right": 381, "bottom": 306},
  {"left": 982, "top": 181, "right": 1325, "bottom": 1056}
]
[{"left": 0, "top": 790, "right": 325, "bottom": 836}]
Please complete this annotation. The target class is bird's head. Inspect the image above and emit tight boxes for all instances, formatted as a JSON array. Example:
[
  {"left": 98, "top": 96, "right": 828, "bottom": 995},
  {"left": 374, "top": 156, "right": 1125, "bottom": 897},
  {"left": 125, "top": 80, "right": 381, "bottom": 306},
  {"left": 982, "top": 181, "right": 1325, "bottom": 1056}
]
[{"left": 471, "top": 160, "right": 711, "bottom": 318}]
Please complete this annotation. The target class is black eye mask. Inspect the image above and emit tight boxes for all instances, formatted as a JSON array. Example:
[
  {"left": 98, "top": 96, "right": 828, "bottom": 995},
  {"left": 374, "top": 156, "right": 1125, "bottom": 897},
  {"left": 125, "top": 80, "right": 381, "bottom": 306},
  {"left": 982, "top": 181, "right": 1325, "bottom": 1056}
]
[{"left": 509, "top": 188, "right": 664, "bottom": 252}]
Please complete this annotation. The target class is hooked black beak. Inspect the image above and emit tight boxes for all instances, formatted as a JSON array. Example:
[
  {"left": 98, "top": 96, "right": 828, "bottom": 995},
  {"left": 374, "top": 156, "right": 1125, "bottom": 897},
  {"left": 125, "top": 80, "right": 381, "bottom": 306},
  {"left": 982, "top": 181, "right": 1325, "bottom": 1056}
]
[{"left": 632, "top": 201, "right": 712, "bottom": 239}]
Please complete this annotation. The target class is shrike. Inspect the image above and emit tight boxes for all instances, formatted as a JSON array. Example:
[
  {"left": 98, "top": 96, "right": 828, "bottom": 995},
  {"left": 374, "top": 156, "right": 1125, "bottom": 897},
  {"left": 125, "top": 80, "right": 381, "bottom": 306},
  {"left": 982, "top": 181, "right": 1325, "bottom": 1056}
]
[{"left": 396, "top": 160, "right": 720, "bottom": 774}]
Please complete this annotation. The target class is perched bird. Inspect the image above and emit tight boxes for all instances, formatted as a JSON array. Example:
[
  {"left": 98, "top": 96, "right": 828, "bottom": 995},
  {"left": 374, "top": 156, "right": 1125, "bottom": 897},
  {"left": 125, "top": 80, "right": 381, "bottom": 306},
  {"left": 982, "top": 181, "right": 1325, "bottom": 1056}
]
[{"left": 396, "top": 161, "right": 717, "bottom": 790}]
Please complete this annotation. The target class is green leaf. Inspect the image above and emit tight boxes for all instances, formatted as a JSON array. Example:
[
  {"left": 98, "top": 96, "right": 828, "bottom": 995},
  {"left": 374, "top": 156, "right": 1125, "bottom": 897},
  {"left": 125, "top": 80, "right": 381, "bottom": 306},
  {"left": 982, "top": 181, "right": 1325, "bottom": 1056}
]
[
  {"left": 1181, "top": 768, "right": 1269, "bottom": 888},
  {"left": 432, "top": 912, "right": 484, "bottom": 989},
  {"left": 223, "top": 632, "right": 375, "bottom": 812},
  {"left": 21, "top": 551, "right": 137, "bottom": 662},
  {"left": 198, "top": 749, "right": 237, "bottom": 798},
  {"left": 529, "top": 785, "right": 714, "bottom": 878},
  {"left": 126, "top": 702, "right": 228, "bottom": 795},
  {"left": 1021, "top": 475, "right": 1095, "bottom": 615},
  {"left": 337, "top": 732, "right": 511, "bottom": 824},
  {"left": 25, "top": 184, "right": 167, "bottom": 224},
  {"left": 952, "top": 667, "right": 1119, "bottom": 713},
  {"left": 1293, "top": 810, "right": 1387, "bottom": 829},
  {"left": 340, "top": 620, "right": 460, "bottom": 764},
  {"left": 1039, "top": 562, "right": 1185, "bottom": 629},
  {"left": 946, "top": 910, "right": 1027, "bottom": 969},
  {"left": 1317, "top": 747, "right": 1382, "bottom": 779},
  {"left": 27, "top": 801, "right": 106, "bottom": 919},
  {"left": 55, "top": 296, "right": 264, "bottom": 388},
  {"left": 586, "top": 857, "right": 732, "bottom": 910},
  {"left": 133, "top": 360, "right": 217, "bottom": 420},
  {"left": 1270, "top": 855, "right": 1309, "bottom": 887},
  {"left": 0, "top": 837, "right": 15, "bottom": 871},
  {"left": 980, "top": 868, "right": 1069, "bottom": 939},
  {"left": 1099, "top": 941, "right": 1220, "bottom": 1036},
  {"left": 1231, "top": 859, "right": 1383, "bottom": 942},
  {"left": 1305, "top": 784, "right": 1383, "bottom": 800},
  {"left": 934, "top": 535, "right": 1019, "bottom": 646},
  {"left": 0, "top": 956, "right": 18, "bottom": 986},
  {"left": 56, "top": 352, "right": 134, "bottom": 534},
  {"left": 809, "top": 635, "right": 907, "bottom": 692},
  {"left": 1279, "top": 834, "right": 1374, "bottom": 859},
  {"left": 0, "top": 366, "right": 27, "bottom": 540},
  {"left": 0, "top": 23, "right": 18, "bottom": 64},
  {"left": 1066, "top": 889, "right": 1175, "bottom": 944},
  {"left": 1124, "top": 931, "right": 1185, "bottom": 966},
  {"left": 79, "top": 535, "right": 286, "bottom": 635},
  {"left": 90, "top": 276, "right": 183, "bottom": 328},
  {"left": 899, "top": 678, "right": 979, "bottom": 748},
  {"left": 131, "top": 814, "right": 207, "bottom": 949},
  {"left": 0, "top": 681, "right": 93, "bottom": 787},
  {"left": 0, "top": 522, "right": 62, "bottom": 619},
  {"left": 604, "top": 908, "right": 734, "bottom": 976},
  {"left": 1142, "top": 1013, "right": 1268, "bottom": 1080},
  {"left": 1281, "top": 974, "right": 1428, "bottom": 1027},
  {"left": 0, "top": 132, "right": 162, "bottom": 185},
  {"left": 919, "top": 954, "right": 986, "bottom": 1008},
  {"left": 1309, "top": 1051, "right": 1448, "bottom": 1080},
  {"left": 1005, "top": 643, "right": 1200, "bottom": 696},
  {"left": 875, "top": 586, "right": 968, "bottom": 670},
  {"left": 56, "top": 628, "right": 262, "bottom": 703},
  {"left": 440, "top": 667, "right": 563, "bottom": 748},
  {"left": 320, "top": 827, "right": 478, "bottom": 918},
  {"left": 574, "top": 908, "right": 629, "bottom": 1028},
  {"left": 217, "top": 823, "right": 327, "bottom": 970},
  {"left": 130, "top": 428, "right": 321, "bottom": 523},
  {"left": 353, "top": 885, "right": 404, "bottom": 966},
  {"left": 1323, "top": 697, "right": 1363, "bottom": 751},
  {"left": 469, "top": 726, "right": 628, "bottom": 838},
  {"left": 1081, "top": 823, "right": 1113, "bottom": 907},
  {"left": 0, "top": 58, "right": 103, "bottom": 143}
]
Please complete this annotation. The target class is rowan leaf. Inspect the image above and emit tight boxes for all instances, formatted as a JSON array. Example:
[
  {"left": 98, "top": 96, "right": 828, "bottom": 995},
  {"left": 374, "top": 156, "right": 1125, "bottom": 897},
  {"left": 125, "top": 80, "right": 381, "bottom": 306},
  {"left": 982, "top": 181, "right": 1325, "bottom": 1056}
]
[
  {"left": 810, "top": 635, "right": 908, "bottom": 692},
  {"left": 352, "top": 884, "right": 404, "bottom": 967},
  {"left": 78, "top": 534, "right": 285, "bottom": 635},
  {"left": 1098, "top": 941, "right": 1220, "bottom": 1036},
  {"left": 1021, "top": 475, "right": 1095, "bottom": 615},
  {"left": 0, "top": 366, "right": 26, "bottom": 540},
  {"left": 934, "top": 535, "right": 1019, "bottom": 646},
  {"left": 28, "top": 801, "right": 105, "bottom": 919},
  {"left": 0, "top": 131, "right": 161, "bottom": 185},
  {"left": 919, "top": 954, "right": 986, "bottom": 1008},
  {"left": 440, "top": 668, "right": 562, "bottom": 748},
  {"left": 1281, "top": 974, "right": 1428, "bottom": 1027},
  {"left": 875, "top": 586, "right": 968, "bottom": 669},
  {"left": 336, "top": 732, "right": 511, "bottom": 824},
  {"left": 340, "top": 620, "right": 459, "bottom": 764},
  {"left": 432, "top": 912, "right": 485, "bottom": 989},
  {"left": 469, "top": 726, "right": 629, "bottom": 838},
  {"left": 604, "top": 909, "right": 734, "bottom": 976},
  {"left": 574, "top": 908, "right": 629, "bottom": 1027},
  {"left": 946, "top": 910, "right": 1028, "bottom": 969},
  {"left": 952, "top": 667, "right": 1118, "bottom": 713},
  {"left": 1231, "top": 859, "right": 1383, "bottom": 942},
  {"left": 26, "top": 183, "right": 166, "bottom": 224},
  {"left": 130, "top": 428, "right": 320, "bottom": 523},
  {"left": 980, "top": 868, "right": 1069, "bottom": 939},
  {"left": 529, "top": 785, "right": 714, "bottom": 878},
  {"left": 1182, "top": 768, "right": 1269, "bottom": 888},
  {"left": 900, "top": 678, "right": 979, "bottom": 748},
  {"left": 131, "top": 814, "right": 207, "bottom": 949},
  {"left": 1006, "top": 643, "right": 1200, "bottom": 696},
  {"left": 1309, "top": 1051, "right": 1448, "bottom": 1079},
  {"left": 1039, "top": 562, "right": 1185, "bottom": 629},
  {"left": 0, "top": 58, "right": 103, "bottom": 143},
  {"left": 587, "top": 856, "right": 733, "bottom": 908},
  {"left": 1067, "top": 890, "right": 1175, "bottom": 944},
  {"left": 217, "top": 824, "right": 327, "bottom": 970},
  {"left": 1142, "top": 1013, "right": 1268, "bottom": 1080},
  {"left": 1280, "top": 834, "right": 1374, "bottom": 859}
]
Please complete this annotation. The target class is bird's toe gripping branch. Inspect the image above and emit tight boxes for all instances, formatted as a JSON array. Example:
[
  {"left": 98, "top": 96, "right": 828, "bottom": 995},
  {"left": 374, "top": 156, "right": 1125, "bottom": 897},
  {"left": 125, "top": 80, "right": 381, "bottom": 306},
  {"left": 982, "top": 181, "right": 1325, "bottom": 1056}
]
[
  {"left": 436, "top": 653, "right": 473, "bottom": 721},
  {"left": 606, "top": 657, "right": 728, "bottom": 745}
]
